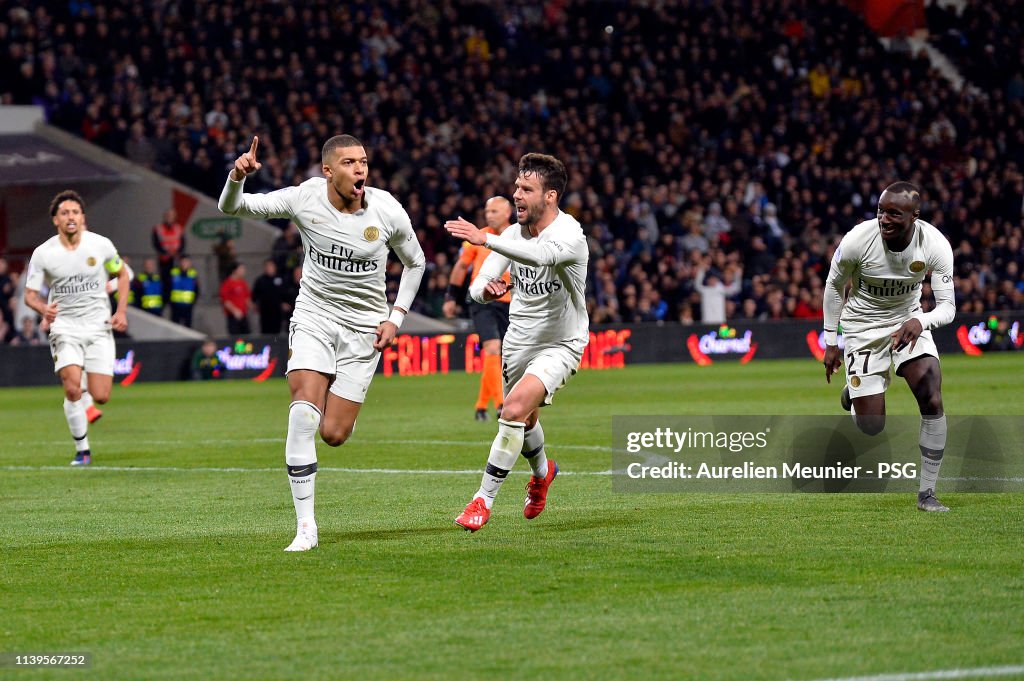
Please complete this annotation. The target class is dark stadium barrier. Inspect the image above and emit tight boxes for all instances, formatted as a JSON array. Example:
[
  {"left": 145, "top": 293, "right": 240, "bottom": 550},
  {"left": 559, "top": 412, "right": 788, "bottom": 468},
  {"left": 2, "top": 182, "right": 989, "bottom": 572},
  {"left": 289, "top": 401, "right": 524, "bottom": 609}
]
[{"left": 0, "top": 314, "right": 1019, "bottom": 387}]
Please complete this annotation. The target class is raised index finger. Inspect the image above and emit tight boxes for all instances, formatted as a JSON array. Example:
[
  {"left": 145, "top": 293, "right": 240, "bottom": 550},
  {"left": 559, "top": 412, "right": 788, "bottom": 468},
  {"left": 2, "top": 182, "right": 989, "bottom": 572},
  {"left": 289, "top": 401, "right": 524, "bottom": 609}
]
[{"left": 249, "top": 136, "right": 259, "bottom": 158}]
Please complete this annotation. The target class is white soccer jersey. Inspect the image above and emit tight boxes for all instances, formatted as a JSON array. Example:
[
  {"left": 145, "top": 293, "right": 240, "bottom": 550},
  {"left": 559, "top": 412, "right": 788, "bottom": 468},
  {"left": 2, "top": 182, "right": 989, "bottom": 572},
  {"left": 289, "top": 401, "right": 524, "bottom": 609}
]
[
  {"left": 219, "top": 177, "right": 425, "bottom": 333},
  {"left": 470, "top": 210, "right": 589, "bottom": 350},
  {"left": 824, "top": 218, "right": 955, "bottom": 337},
  {"left": 26, "top": 231, "right": 119, "bottom": 334}
]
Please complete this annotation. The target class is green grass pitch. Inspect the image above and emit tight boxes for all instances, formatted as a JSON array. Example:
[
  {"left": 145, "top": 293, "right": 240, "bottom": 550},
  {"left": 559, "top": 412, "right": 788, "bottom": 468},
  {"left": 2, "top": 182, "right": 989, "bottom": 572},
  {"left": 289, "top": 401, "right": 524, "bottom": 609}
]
[{"left": 1, "top": 355, "right": 1022, "bottom": 680}]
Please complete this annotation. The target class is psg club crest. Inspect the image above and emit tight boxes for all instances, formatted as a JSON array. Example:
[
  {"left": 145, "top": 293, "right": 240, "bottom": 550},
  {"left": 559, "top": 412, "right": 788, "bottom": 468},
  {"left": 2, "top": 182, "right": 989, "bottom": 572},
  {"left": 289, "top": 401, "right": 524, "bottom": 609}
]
[{"left": 363, "top": 226, "right": 379, "bottom": 242}]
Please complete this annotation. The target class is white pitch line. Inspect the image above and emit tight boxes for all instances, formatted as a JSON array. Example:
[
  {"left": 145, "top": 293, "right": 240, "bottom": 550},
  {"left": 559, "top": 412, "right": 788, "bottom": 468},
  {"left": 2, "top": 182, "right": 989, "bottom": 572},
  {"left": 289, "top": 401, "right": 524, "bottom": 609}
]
[
  {"left": 796, "top": 664, "right": 1024, "bottom": 681},
  {"left": 0, "top": 465, "right": 612, "bottom": 476},
  {"left": 3, "top": 465, "right": 1018, "bottom": 483},
  {"left": 383, "top": 438, "right": 609, "bottom": 451},
  {"left": 5, "top": 438, "right": 611, "bottom": 451}
]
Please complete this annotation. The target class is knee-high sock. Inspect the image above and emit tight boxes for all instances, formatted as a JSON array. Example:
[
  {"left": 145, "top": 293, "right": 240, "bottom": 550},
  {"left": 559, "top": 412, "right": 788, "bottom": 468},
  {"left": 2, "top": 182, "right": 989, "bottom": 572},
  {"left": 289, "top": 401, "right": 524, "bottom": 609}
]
[
  {"left": 522, "top": 421, "right": 548, "bottom": 478},
  {"left": 63, "top": 398, "right": 89, "bottom": 452},
  {"left": 919, "top": 414, "right": 946, "bottom": 493},
  {"left": 78, "top": 373, "right": 94, "bottom": 411},
  {"left": 475, "top": 419, "right": 525, "bottom": 508},
  {"left": 286, "top": 401, "right": 321, "bottom": 523}
]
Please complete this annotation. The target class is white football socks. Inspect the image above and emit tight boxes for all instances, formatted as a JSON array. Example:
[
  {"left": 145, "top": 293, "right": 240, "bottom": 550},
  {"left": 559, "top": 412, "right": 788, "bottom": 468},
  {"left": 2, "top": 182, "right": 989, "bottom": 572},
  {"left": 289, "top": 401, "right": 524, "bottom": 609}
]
[
  {"left": 286, "top": 401, "right": 321, "bottom": 524},
  {"left": 475, "top": 419, "right": 525, "bottom": 509},
  {"left": 79, "top": 373, "right": 93, "bottom": 411},
  {"left": 522, "top": 421, "right": 548, "bottom": 479},
  {"left": 919, "top": 414, "right": 947, "bottom": 493},
  {"left": 63, "top": 398, "right": 89, "bottom": 452}
]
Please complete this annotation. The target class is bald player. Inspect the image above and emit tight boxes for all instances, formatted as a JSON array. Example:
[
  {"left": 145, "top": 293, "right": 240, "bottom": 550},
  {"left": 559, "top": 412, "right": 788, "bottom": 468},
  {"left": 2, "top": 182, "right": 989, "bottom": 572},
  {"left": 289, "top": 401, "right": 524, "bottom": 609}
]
[
  {"left": 823, "top": 181, "right": 956, "bottom": 512},
  {"left": 444, "top": 196, "right": 514, "bottom": 421}
]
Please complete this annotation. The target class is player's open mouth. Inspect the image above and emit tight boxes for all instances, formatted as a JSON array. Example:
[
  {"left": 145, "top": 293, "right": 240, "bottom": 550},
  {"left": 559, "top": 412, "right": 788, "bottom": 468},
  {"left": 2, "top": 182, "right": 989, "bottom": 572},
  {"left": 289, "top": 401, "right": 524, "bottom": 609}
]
[
  {"left": 516, "top": 204, "right": 526, "bottom": 220},
  {"left": 354, "top": 179, "right": 365, "bottom": 195}
]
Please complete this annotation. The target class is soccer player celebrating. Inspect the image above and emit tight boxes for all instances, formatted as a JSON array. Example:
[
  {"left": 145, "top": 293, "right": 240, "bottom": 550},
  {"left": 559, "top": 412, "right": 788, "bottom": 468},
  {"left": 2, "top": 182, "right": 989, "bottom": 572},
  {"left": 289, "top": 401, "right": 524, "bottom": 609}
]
[
  {"left": 445, "top": 153, "right": 589, "bottom": 531},
  {"left": 443, "top": 196, "right": 515, "bottom": 421},
  {"left": 822, "top": 181, "right": 955, "bottom": 512},
  {"left": 219, "top": 135, "right": 425, "bottom": 551},
  {"left": 24, "top": 190, "right": 130, "bottom": 466}
]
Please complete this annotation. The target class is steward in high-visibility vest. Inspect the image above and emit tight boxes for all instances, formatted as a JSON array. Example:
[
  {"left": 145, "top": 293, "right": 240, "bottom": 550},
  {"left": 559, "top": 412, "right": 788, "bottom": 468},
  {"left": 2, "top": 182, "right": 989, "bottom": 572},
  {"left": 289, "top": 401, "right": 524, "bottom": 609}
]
[
  {"left": 137, "top": 259, "right": 164, "bottom": 315},
  {"left": 170, "top": 257, "right": 199, "bottom": 328}
]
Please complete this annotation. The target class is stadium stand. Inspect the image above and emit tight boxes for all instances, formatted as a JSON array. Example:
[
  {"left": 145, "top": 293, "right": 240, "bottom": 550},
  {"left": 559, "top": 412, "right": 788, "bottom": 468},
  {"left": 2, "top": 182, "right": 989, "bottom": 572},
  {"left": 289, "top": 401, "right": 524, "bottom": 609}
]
[{"left": 1, "top": 0, "right": 1021, "bottom": 339}]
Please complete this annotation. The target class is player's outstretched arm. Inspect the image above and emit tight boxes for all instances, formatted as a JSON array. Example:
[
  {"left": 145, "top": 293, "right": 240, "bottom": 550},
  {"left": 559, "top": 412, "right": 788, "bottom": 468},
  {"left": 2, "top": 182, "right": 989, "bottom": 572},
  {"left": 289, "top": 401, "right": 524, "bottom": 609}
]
[
  {"left": 218, "top": 136, "right": 295, "bottom": 219},
  {"left": 230, "top": 136, "right": 262, "bottom": 182},
  {"left": 444, "top": 216, "right": 581, "bottom": 268}
]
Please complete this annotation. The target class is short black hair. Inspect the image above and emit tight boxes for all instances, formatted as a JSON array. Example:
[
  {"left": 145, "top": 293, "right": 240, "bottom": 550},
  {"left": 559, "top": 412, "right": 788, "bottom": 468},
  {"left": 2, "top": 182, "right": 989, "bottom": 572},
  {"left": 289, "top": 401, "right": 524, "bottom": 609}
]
[
  {"left": 322, "top": 134, "right": 364, "bottom": 162},
  {"left": 49, "top": 189, "right": 85, "bottom": 217},
  {"left": 882, "top": 181, "right": 921, "bottom": 211},
  {"left": 518, "top": 153, "right": 568, "bottom": 201}
]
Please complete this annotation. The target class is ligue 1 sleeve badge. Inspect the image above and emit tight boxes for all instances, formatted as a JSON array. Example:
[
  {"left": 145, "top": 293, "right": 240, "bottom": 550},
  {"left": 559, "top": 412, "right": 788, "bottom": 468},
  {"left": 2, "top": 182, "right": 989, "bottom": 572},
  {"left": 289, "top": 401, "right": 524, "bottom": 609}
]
[{"left": 909, "top": 261, "right": 926, "bottom": 273}]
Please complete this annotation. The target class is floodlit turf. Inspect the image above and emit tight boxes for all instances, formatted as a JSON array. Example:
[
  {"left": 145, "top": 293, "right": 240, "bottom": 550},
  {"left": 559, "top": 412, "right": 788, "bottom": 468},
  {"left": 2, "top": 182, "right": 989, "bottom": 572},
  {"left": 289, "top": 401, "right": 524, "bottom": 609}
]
[{"left": 1, "top": 355, "right": 1022, "bottom": 680}]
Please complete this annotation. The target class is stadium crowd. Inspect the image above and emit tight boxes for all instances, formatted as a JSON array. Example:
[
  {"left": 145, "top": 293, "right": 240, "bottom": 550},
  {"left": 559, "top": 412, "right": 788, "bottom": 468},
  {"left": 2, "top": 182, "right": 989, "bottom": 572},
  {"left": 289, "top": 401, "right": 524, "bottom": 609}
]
[{"left": 1, "top": 0, "right": 1021, "bottom": 339}]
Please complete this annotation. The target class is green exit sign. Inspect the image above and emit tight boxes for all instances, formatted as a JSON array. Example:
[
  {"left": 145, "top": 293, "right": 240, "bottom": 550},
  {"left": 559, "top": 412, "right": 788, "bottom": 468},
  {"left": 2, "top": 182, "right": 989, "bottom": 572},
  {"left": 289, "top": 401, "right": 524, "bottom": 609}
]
[{"left": 192, "top": 217, "right": 242, "bottom": 240}]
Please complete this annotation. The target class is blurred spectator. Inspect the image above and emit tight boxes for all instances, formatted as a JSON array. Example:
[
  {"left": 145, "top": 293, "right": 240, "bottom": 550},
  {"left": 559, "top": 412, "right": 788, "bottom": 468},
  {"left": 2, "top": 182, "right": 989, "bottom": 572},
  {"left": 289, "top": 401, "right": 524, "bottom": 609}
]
[
  {"left": 213, "top": 235, "right": 237, "bottom": 282},
  {"left": 272, "top": 223, "right": 304, "bottom": 274},
  {"left": 169, "top": 256, "right": 199, "bottom": 328},
  {"left": 2, "top": 0, "right": 1020, "bottom": 326},
  {"left": 251, "top": 259, "right": 287, "bottom": 335},
  {"left": 0, "top": 257, "right": 14, "bottom": 330},
  {"left": 136, "top": 258, "right": 164, "bottom": 316},
  {"left": 191, "top": 339, "right": 225, "bottom": 380},
  {"left": 9, "top": 316, "right": 45, "bottom": 346},
  {"left": 282, "top": 265, "right": 302, "bottom": 330},
  {"left": 694, "top": 260, "right": 743, "bottom": 325},
  {"left": 219, "top": 262, "right": 251, "bottom": 335},
  {"left": 152, "top": 208, "right": 186, "bottom": 296}
]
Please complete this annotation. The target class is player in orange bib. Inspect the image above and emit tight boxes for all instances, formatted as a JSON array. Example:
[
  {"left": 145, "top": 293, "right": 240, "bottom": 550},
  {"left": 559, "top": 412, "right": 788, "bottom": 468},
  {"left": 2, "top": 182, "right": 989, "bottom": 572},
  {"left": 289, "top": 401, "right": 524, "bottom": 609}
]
[{"left": 444, "top": 196, "right": 514, "bottom": 421}]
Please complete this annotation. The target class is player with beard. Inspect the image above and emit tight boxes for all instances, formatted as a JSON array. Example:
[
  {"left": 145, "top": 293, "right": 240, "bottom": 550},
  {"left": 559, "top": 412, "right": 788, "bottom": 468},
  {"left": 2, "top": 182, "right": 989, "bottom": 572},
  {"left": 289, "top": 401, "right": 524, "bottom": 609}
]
[
  {"left": 823, "top": 181, "right": 956, "bottom": 512},
  {"left": 24, "top": 190, "right": 130, "bottom": 466},
  {"left": 219, "top": 135, "right": 425, "bottom": 551},
  {"left": 444, "top": 153, "right": 588, "bottom": 531},
  {"left": 443, "top": 196, "right": 515, "bottom": 421}
]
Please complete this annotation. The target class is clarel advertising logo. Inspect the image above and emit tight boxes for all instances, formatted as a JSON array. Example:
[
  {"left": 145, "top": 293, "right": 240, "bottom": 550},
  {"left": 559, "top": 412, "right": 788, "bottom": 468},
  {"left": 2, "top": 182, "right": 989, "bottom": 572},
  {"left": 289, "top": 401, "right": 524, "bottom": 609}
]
[
  {"left": 219, "top": 340, "right": 277, "bottom": 380},
  {"left": 956, "top": 316, "right": 1023, "bottom": 356},
  {"left": 113, "top": 350, "right": 141, "bottom": 385},
  {"left": 806, "top": 329, "right": 846, "bottom": 361},
  {"left": 687, "top": 325, "right": 757, "bottom": 365}
]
